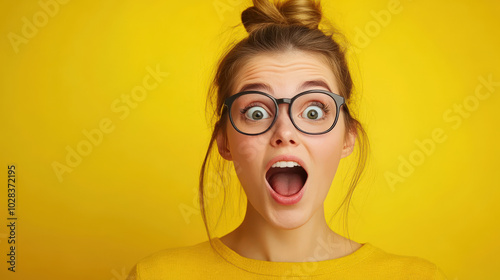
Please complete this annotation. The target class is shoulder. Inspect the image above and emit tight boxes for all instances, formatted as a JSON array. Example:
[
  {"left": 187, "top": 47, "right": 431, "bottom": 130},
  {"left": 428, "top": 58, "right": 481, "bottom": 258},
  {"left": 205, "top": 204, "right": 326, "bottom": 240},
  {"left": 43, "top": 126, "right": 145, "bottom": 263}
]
[
  {"left": 128, "top": 240, "right": 222, "bottom": 280},
  {"left": 362, "top": 243, "right": 447, "bottom": 279}
]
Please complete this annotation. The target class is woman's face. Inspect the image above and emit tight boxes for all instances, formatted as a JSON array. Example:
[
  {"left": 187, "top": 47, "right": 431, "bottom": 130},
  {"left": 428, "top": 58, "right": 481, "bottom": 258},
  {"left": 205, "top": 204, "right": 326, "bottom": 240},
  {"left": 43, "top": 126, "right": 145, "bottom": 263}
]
[{"left": 217, "top": 50, "right": 355, "bottom": 229}]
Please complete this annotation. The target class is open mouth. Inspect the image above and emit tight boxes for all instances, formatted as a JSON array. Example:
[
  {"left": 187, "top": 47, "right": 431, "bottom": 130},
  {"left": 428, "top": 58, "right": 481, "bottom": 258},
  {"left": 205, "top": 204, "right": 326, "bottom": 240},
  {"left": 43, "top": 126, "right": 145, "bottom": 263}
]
[{"left": 265, "top": 161, "right": 308, "bottom": 197}]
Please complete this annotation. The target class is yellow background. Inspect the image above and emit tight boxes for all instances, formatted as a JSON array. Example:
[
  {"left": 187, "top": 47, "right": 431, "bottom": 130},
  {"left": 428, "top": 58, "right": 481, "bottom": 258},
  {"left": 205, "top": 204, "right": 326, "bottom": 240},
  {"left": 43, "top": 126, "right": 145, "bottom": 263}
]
[{"left": 1, "top": 0, "right": 499, "bottom": 279}]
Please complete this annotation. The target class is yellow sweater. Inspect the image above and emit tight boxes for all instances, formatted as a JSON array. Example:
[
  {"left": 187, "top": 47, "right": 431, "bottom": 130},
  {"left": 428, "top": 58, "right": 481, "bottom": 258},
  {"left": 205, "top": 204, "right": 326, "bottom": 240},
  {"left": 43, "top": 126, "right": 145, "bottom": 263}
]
[{"left": 128, "top": 238, "right": 447, "bottom": 279}]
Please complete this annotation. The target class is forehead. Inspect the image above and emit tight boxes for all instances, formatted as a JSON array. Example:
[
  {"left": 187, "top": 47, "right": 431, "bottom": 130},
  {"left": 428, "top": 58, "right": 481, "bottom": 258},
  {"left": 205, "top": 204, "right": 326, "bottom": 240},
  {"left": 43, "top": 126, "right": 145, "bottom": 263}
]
[{"left": 233, "top": 50, "right": 339, "bottom": 97}]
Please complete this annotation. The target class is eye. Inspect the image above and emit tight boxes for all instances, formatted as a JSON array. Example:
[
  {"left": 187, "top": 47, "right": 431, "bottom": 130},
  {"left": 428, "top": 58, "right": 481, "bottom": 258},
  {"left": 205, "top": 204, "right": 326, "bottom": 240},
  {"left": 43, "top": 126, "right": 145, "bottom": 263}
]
[
  {"left": 245, "top": 106, "right": 270, "bottom": 120},
  {"left": 301, "top": 105, "right": 324, "bottom": 120}
]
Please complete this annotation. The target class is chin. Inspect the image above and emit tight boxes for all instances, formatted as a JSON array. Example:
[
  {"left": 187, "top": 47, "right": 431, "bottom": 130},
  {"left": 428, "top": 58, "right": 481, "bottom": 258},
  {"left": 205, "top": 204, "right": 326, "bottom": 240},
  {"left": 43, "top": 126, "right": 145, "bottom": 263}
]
[{"left": 264, "top": 205, "right": 313, "bottom": 230}]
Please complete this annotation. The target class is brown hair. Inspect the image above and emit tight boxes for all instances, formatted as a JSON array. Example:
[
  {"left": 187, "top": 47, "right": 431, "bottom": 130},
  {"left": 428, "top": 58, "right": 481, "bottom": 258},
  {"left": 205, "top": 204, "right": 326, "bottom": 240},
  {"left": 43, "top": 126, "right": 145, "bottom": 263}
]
[{"left": 199, "top": 0, "right": 369, "bottom": 241}]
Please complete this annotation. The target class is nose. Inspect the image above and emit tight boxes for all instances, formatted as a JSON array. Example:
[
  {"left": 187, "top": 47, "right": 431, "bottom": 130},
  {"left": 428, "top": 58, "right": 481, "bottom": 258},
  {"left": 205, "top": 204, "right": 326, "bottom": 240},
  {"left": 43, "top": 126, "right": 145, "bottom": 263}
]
[{"left": 269, "top": 104, "right": 300, "bottom": 147}]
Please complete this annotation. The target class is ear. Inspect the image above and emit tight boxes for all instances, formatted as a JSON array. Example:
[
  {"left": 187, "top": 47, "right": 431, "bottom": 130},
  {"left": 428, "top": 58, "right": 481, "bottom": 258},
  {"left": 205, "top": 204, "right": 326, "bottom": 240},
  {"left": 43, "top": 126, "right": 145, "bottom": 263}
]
[
  {"left": 341, "top": 127, "right": 356, "bottom": 159},
  {"left": 216, "top": 128, "right": 232, "bottom": 161}
]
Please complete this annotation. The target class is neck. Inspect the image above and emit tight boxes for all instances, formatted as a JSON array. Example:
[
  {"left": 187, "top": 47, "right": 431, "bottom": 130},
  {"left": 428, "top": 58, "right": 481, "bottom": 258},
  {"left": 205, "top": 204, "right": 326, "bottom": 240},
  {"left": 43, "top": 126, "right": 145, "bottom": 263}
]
[{"left": 221, "top": 201, "right": 348, "bottom": 262}]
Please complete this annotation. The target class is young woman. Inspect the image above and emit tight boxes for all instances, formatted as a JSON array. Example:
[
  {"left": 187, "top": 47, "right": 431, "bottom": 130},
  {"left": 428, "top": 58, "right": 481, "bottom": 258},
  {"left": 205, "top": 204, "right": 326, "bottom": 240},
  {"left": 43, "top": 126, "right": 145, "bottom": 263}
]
[{"left": 128, "top": 0, "right": 447, "bottom": 279}]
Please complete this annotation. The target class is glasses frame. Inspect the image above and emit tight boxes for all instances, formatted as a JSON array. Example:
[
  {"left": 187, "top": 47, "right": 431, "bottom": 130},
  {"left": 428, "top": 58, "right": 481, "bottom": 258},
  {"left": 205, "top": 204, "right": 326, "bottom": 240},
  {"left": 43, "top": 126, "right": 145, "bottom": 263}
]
[{"left": 222, "top": 89, "right": 346, "bottom": 136}]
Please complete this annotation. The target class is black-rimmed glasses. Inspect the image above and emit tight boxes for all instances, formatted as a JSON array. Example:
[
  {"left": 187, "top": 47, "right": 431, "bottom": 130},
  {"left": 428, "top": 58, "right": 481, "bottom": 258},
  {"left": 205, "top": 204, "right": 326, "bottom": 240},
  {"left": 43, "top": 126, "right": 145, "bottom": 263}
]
[{"left": 222, "top": 90, "right": 346, "bottom": 135}]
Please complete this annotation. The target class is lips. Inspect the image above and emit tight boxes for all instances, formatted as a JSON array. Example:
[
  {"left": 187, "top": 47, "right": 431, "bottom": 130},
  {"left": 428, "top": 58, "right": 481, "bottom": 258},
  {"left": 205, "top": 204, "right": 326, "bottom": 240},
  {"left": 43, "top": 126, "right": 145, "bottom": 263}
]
[{"left": 265, "top": 156, "right": 308, "bottom": 205}]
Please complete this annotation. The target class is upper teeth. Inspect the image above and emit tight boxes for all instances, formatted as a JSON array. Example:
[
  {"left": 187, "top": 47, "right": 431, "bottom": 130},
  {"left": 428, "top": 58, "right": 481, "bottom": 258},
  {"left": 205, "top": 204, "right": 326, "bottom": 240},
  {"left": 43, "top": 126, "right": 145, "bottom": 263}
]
[{"left": 271, "top": 161, "right": 301, "bottom": 168}]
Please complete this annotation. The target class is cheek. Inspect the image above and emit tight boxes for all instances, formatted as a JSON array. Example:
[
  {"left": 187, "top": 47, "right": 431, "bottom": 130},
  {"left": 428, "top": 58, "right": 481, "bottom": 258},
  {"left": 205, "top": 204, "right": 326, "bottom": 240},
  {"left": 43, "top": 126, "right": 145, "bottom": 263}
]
[
  {"left": 227, "top": 130, "right": 267, "bottom": 178},
  {"left": 308, "top": 129, "right": 345, "bottom": 181}
]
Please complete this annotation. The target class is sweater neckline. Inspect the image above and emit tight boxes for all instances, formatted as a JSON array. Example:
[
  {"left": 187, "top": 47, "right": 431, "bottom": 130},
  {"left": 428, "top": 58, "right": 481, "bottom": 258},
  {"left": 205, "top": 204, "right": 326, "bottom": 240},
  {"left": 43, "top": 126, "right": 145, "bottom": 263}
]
[{"left": 211, "top": 237, "right": 377, "bottom": 276}]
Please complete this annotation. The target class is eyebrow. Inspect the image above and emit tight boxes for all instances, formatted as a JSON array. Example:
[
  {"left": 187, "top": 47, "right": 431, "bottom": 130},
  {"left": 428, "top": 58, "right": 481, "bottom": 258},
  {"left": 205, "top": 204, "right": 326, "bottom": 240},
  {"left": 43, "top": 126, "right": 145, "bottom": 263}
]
[
  {"left": 238, "top": 83, "right": 273, "bottom": 93},
  {"left": 297, "top": 80, "right": 332, "bottom": 92},
  {"left": 237, "top": 80, "right": 332, "bottom": 94}
]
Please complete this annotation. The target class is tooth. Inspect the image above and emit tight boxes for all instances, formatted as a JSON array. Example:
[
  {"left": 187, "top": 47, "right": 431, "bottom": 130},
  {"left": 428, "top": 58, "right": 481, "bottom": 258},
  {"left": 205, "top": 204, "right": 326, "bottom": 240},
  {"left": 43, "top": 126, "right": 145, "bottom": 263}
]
[{"left": 271, "top": 161, "right": 302, "bottom": 168}]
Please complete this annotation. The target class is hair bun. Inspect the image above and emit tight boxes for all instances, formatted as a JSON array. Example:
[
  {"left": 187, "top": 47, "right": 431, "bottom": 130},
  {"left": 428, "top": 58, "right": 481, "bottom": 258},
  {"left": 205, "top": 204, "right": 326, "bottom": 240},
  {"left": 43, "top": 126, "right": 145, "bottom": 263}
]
[{"left": 242, "top": 0, "right": 322, "bottom": 33}]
